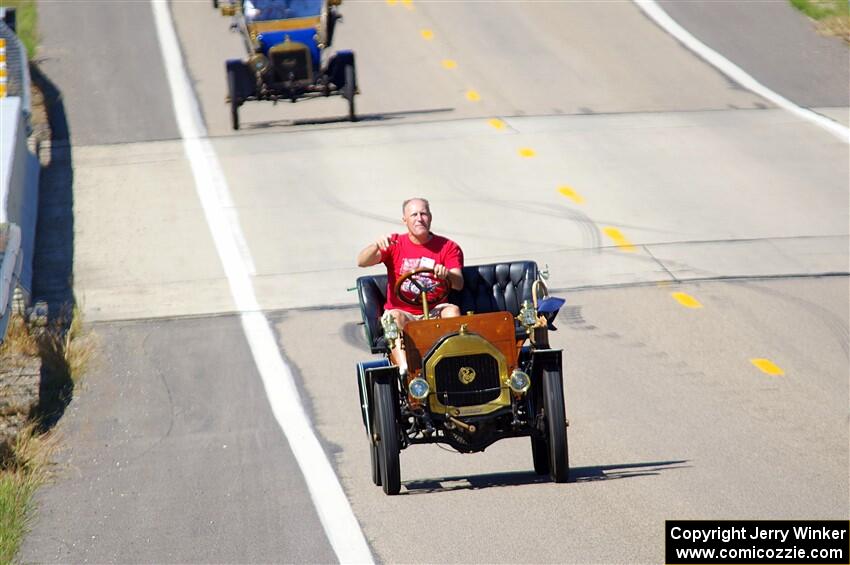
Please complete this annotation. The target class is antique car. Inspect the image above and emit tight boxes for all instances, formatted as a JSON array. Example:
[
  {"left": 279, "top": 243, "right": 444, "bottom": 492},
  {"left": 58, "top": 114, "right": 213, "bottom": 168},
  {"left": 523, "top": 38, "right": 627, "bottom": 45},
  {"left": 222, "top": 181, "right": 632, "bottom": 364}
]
[
  {"left": 356, "top": 261, "right": 570, "bottom": 495},
  {"left": 221, "top": 0, "right": 357, "bottom": 129}
]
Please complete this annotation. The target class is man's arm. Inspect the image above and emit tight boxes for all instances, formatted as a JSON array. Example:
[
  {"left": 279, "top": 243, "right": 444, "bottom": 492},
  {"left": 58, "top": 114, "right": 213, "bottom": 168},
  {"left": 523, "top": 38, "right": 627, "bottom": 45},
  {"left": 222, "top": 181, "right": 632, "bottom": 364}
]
[
  {"left": 448, "top": 267, "right": 464, "bottom": 290},
  {"left": 357, "top": 234, "right": 394, "bottom": 268}
]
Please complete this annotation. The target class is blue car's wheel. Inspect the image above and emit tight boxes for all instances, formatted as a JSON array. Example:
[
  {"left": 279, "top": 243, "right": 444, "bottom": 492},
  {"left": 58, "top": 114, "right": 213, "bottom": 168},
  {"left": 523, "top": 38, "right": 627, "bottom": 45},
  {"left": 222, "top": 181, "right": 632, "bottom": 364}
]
[
  {"left": 343, "top": 64, "right": 356, "bottom": 122},
  {"left": 227, "top": 67, "right": 240, "bottom": 130}
]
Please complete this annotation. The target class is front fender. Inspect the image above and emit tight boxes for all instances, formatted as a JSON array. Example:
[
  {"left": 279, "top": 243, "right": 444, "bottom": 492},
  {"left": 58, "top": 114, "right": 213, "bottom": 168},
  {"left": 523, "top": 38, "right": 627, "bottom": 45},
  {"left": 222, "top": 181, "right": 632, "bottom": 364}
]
[
  {"left": 327, "top": 50, "right": 355, "bottom": 89},
  {"left": 226, "top": 59, "right": 256, "bottom": 99},
  {"left": 357, "top": 359, "right": 392, "bottom": 437}
]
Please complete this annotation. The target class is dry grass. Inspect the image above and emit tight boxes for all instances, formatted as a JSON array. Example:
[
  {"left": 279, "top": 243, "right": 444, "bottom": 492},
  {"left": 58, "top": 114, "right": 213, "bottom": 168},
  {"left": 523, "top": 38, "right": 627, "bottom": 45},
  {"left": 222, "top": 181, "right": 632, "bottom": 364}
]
[
  {"left": 36, "top": 305, "right": 97, "bottom": 388},
  {"left": 817, "top": 14, "right": 850, "bottom": 42},
  {"left": 64, "top": 305, "right": 96, "bottom": 385},
  {"left": 0, "top": 316, "right": 38, "bottom": 359},
  {"left": 2, "top": 306, "right": 97, "bottom": 387}
]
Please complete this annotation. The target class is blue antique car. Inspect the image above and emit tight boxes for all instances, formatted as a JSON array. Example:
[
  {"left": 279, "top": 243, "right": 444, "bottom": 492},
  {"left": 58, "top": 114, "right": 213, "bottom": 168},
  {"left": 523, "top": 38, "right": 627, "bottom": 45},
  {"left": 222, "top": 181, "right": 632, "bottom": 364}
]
[{"left": 222, "top": 0, "right": 357, "bottom": 129}]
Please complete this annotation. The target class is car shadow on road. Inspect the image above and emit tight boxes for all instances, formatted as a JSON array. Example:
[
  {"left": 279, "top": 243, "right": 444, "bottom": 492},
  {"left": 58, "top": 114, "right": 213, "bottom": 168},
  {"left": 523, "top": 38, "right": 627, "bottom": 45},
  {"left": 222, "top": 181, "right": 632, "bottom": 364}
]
[
  {"left": 571, "top": 459, "right": 691, "bottom": 482},
  {"left": 402, "top": 460, "right": 690, "bottom": 495},
  {"left": 241, "top": 106, "right": 455, "bottom": 129},
  {"left": 29, "top": 61, "right": 77, "bottom": 431}
]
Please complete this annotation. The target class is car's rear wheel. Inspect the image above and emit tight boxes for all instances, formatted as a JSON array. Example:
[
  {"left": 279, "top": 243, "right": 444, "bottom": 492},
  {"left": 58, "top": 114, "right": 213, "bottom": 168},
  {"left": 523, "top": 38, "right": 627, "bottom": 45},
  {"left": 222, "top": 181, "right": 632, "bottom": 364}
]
[
  {"left": 531, "top": 436, "right": 549, "bottom": 475},
  {"left": 542, "top": 368, "right": 570, "bottom": 483},
  {"left": 343, "top": 64, "right": 356, "bottom": 122},
  {"left": 227, "top": 68, "right": 240, "bottom": 130},
  {"left": 212, "top": 0, "right": 219, "bottom": 8},
  {"left": 374, "top": 379, "right": 400, "bottom": 495}
]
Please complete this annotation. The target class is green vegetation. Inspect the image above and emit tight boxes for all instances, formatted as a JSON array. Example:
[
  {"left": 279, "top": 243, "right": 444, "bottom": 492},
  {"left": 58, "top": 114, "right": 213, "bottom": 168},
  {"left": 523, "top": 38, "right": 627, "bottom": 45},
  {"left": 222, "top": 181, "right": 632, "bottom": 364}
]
[
  {"left": 1, "top": 0, "right": 38, "bottom": 59},
  {"left": 0, "top": 425, "right": 55, "bottom": 565},
  {"left": 791, "top": 0, "right": 849, "bottom": 20},
  {"left": 790, "top": 0, "right": 850, "bottom": 42}
]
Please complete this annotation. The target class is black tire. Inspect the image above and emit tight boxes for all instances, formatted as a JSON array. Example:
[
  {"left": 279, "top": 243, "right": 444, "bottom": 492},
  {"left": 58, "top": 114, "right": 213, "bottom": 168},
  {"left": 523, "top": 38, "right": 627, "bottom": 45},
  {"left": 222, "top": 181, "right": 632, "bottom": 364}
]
[
  {"left": 212, "top": 0, "right": 219, "bottom": 7},
  {"left": 227, "top": 68, "right": 240, "bottom": 130},
  {"left": 343, "top": 64, "right": 356, "bottom": 122},
  {"left": 531, "top": 436, "right": 549, "bottom": 475},
  {"left": 374, "top": 379, "right": 401, "bottom": 495},
  {"left": 370, "top": 442, "right": 382, "bottom": 486},
  {"left": 369, "top": 413, "right": 382, "bottom": 486},
  {"left": 542, "top": 368, "right": 570, "bottom": 483}
]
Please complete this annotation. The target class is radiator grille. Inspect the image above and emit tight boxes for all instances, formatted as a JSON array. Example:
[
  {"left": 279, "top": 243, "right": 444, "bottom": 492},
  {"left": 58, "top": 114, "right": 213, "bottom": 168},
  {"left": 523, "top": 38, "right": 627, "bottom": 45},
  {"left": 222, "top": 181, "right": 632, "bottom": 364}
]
[
  {"left": 434, "top": 354, "right": 501, "bottom": 407},
  {"left": 270, "top": 47, "right": 310, "bottom": 82}
]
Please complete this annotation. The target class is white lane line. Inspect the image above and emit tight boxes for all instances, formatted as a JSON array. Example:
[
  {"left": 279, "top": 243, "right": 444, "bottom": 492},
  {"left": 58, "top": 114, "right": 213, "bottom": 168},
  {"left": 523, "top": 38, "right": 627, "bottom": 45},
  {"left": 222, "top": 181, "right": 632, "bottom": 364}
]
[
  {"left": 634, "top": 0, "right": 850, "bottom": 144},
  {"left": 150, "top": 2, "right": 374, "bottom": 563}
]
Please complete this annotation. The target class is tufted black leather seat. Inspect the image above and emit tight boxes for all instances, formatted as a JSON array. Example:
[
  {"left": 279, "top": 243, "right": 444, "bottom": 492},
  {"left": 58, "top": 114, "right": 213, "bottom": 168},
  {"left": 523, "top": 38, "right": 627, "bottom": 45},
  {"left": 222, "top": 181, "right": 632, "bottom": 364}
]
[{"left": 356, "top": 261, "right": 539, "bottom": 354}]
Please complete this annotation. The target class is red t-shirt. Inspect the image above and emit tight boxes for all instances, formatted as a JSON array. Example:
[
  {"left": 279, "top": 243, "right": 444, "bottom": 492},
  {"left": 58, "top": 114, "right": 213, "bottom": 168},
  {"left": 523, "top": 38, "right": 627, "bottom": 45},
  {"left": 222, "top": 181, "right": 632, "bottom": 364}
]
[{"left": 380, "top": 233, "right": 464, "bottom": 314}]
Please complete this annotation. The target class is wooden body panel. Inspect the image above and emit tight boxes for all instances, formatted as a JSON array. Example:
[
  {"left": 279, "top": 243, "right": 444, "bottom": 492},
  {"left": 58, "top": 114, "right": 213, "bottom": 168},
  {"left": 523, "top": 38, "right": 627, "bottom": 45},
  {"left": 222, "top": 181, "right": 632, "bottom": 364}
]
[{"left": 403, "top": 312, "right": 518, "bottom": 375}]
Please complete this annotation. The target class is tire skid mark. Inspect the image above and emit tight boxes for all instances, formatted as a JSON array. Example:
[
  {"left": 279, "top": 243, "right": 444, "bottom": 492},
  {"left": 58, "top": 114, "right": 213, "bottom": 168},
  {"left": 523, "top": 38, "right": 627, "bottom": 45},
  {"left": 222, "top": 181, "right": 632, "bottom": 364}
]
[{"left": 447, "top": 177, "right": 603, "bottom": 250}]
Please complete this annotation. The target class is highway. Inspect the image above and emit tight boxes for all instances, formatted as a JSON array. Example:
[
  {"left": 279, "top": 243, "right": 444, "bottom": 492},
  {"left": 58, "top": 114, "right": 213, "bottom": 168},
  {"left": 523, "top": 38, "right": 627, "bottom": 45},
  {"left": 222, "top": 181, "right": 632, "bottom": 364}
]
[{"left": 21, "top": 0, "right": 849, "bottom": 562}]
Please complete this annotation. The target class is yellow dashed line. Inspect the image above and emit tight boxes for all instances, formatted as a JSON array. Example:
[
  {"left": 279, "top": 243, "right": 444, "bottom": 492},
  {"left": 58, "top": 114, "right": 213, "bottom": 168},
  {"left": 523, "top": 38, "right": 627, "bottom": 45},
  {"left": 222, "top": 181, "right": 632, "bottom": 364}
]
[
  {"left": 671, "top": 292, "right": 703, "bottom": 309},
  {"left": 557, "top": 185, "right": 584, "bottom": 204},
  {"left": 518, "top": 148, "right": 536, "bottom": 158},
  {"left": 385, "top": 0, "right": 397, "bottom": 5},
  {"left": 466, "top": 90, "right": 481, "bottom": 102},
  {"left": 420, "top": 29, "right": 433, "bottom": 40},
  {"left": 401, "top": 0, "right": 414, "bottom": 10},
  {"left": 441, "top": 59, "right": 457, "bottom": 70},
  {"left": 751, "top": 358, "right": 785, "bottom": 376},
  {"left": 602, "top": 227, "right": 637, "bottom": 252},
  {"left": 488, "top": 118, "right": 506, "bottom": 130}
]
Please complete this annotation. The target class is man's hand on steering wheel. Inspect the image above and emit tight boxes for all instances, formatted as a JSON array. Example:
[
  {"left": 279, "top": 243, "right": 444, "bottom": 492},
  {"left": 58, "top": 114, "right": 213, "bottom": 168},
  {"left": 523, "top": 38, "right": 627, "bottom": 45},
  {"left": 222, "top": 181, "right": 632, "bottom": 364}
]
[
  {"left": 432, "top": 263, "right": 451, "bottom": 280},
  {"left": 394, "top": 267, "right": 451, "bottom": 309}
]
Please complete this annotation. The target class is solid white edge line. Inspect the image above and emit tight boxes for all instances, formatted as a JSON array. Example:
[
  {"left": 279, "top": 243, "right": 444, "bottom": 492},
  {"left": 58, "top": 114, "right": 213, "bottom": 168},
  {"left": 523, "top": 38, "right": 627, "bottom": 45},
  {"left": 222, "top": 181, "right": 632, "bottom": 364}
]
[
  {"left": 634, "top": 0, "right": 850, "bottom": 145},
  {"left": 150, "top": 2, "right": 374, "bottom": 563}
]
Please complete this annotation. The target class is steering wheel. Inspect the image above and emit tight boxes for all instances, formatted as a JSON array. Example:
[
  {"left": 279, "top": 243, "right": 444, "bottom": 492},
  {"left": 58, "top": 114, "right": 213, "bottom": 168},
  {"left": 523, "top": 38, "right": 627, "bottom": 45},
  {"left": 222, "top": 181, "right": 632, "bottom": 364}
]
[{"left": 394, "top": 268, "right": 451, "bottom": 319}]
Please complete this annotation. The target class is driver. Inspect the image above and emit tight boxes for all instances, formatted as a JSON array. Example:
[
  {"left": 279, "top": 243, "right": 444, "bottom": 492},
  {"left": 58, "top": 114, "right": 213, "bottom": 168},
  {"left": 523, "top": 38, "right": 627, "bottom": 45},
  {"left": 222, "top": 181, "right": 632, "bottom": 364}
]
[{"left": 357, "top": 197, "right": 464, "bottom": 373}]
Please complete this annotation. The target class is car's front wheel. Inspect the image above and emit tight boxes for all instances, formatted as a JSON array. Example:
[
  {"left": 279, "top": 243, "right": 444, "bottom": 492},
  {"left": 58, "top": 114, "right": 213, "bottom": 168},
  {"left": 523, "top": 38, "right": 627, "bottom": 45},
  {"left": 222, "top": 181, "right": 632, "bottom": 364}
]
[
  {"left": 531, "top": 435, "right": 549, "bottom": 475},
  {"left": 374, "top": 378, "right": 400, "bottom": 495},
  {"left": 343, "top": 64, "right": 356, "bottom": 122},
  {"left": 227, "top": 67, "right": 240, "bottom": 130},
  {"left": 542, "top": 368, "right": 570, "bottom": 483},
  {"left": 369, "top": 412, "right": 382, "bottom": 486}
]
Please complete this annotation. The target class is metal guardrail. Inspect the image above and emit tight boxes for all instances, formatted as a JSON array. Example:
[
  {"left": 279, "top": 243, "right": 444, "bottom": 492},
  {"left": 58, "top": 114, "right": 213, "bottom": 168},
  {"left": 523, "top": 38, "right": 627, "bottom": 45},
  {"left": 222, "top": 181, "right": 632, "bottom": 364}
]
[
  {"left": 0, "top": 223, "right": 22, "bottom": 343},
  {"left": 0, "top": 16, "right": 31, "bottom": 124},
  {"left": 0, "top": 14, "right": 36, "bottom": 343}
]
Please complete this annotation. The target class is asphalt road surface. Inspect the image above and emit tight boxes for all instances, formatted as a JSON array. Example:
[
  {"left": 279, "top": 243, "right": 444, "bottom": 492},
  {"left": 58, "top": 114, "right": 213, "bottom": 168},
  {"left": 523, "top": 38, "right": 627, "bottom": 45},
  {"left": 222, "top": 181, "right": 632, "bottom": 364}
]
[{"left": 22, "top": 0, "right": 849, "bottom": 563}]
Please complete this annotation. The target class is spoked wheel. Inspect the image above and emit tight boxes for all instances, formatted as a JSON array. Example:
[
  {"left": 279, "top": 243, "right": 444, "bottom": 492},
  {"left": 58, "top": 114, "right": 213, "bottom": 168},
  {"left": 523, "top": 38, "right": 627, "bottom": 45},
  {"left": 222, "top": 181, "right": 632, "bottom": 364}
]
[
  {"left": 374, "top": 379, "right": 400, "bottom": 495},
  {"left": 343, "top": 64, "right": 356, "bottom": 122},
  {"left": 531, "top": 436, "right": 549, "bottom": 475},
  {"left": 227, "top": 68, "right": 240, "bottom": 130},
  {"left": 542, "top": 368, "right": 570, "bottom": 483}
]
